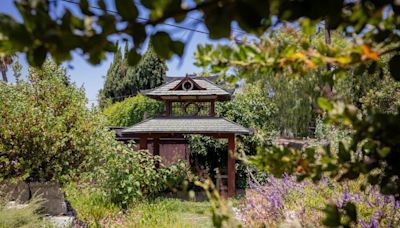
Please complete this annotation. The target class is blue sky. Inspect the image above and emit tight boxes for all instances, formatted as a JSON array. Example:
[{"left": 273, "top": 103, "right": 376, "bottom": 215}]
[{"left": 0, "top": 0, "right": 240, "bottom": 105}]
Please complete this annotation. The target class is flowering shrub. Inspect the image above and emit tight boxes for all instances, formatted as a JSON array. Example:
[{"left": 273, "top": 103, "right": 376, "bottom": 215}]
[
  {"left": 96, "top": 145, "right": 191, "bottom": 208},
  {"left": 240, "top": 175, "right": 400, "bottom": 227}
]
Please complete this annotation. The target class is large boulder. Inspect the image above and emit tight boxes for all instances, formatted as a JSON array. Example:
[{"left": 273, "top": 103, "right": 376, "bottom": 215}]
[
  {"left": 29, "top": 182, "right": 67, "bottom": 216},
  {"left": 0, "top": 180, "right": 30, "bottom": 203}
]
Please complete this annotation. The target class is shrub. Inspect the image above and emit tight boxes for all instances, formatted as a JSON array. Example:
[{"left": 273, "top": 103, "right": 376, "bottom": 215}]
[
  {"left": 240, "top": 175, "right": 400, "bottom": 227},
  {"left": 0, "top": 60, "right": 112, "bottom": 182},
  {"left": 97, "top": 145, "right": 191, "bottom": 208},
  {"left": 188, "top": 83, "right": 277, "bottom": 187},
  {"left": 103, "top": 94, "right": 163, "bottom": 127}
]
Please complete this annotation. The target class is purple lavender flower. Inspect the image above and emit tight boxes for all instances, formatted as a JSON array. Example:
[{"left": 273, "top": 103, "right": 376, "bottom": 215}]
[
  {"left": 372, "top": 210, "right": 382, "bottom": 220},
  {"left": 321, "top": 175, "right": 328, "bottom": 186},
  {"left": 359, "top": 218, "right": 369, "bottom": 228},
  {"left": 370, "top": 219, "right": 379, "bottom": 228},
  {"left": 383, "top": 195, "right": 392, "bottom": 204},
  {"left": 395, "top": 200, "right": 400, "bottom": 209}
]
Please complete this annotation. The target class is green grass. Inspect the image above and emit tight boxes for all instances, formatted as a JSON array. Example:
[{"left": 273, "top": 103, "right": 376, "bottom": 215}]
[
  {"left": 64, "top": 183, "right": 212, "bottom": 227},
  {"left": 124, "top": 198, "right": 212, "bottom": 228},
  {"left": 0, "top": 197, "right": 53, "bottom": 228}
]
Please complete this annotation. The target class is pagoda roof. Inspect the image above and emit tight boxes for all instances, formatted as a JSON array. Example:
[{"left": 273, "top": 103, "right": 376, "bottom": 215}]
[
  {"left": 141, "top": 77, "right": 234, "bottom": 101},
  {"left": 163, "top": 75, "right": 219, "bottom": 82},
  {"left": 121, "top": 117, "right": 251, "bottom": 135}
]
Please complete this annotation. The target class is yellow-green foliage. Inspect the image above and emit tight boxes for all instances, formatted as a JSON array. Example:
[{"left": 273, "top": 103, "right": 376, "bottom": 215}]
[
  {"left": 0, "top": 60, "right": 113, "bottom": 182},
  {"left": 64, "top": 182, "right": 211, "bottom": 228},
  {"left": 0, "top": 197, "right": 52, "bottom": 228},
  {"left": 103, "top": 94, "right": 163, "bottom": 127},
  {"left": 63, "top": 183, "right": 120, "bottom": 227}
]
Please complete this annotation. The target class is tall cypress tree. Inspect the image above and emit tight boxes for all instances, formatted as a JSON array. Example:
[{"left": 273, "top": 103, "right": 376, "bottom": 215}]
[
  {"left": 99, "top": 44, "right": 123, "bottom": 107},
  {"left": 99, "top": 42, "right": 167, "bottom": 108}
]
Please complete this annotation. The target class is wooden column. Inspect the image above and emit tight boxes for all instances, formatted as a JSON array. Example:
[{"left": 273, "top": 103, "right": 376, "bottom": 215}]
[
  {"left": 139, "top": 135, "right": 148, "bottom": 150},
  {"left": 209, "top": 100, "right": 215, "bottom": 116},
  {"left": 165, "top": 101, "right": 172, "bottom": 116},
  {"left": 153, "top": 137, "right": 160, "bottom": 168},
  {"left": 227, "top": 134, "right": 236, "bottom": 197}
]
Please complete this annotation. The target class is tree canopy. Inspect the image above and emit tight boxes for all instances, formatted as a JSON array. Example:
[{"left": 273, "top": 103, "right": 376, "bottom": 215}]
[
  {"left": 99, "top": 42, "right": 166, "bottom": 107},
  {"left": 1, "top": 0, "right": 399, "bottom": 76}
]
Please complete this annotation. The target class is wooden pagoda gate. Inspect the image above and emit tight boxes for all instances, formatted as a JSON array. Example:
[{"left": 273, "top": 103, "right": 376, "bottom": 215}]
[{"left": 121, "top": 76, "right": 250, "bottom": 197}]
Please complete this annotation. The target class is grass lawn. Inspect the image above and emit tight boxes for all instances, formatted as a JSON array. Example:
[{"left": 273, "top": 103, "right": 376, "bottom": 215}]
[
  {"left": 64, "top": 184, "right": 212, "bottom": 227},
  {"left": 124, "top": 198, "right": 212, "bottom": 228}
]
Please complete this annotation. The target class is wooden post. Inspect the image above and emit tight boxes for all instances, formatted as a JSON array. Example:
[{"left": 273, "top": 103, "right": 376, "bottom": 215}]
[
  {"left": 209, "top": 100, "right": 215, "bottom": 116},
  {"left": 227, "top": 134, "right": 236, "bottom": 197},
  {"left": 139, "top": 136, "right": 147, "bottom": 150},
  {"left": 153, "top": 137, "right": 160, "bottom": 168},
  {"left": 165, "top": 101, "right": 171, "bottom": 116}
]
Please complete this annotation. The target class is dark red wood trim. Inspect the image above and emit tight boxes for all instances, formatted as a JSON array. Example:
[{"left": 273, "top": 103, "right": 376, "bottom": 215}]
[
  {"left": 139, "top": 136, "right": 148, "bottom": 150},
  {"left": 209, "top": 100, "right": 215, "bottom": 116},
  {"left": 153, "top": 137, "right": 160, "bottom": 168},
  {"left": 227, "top": 134, "right": 236, "bottom": 197}
]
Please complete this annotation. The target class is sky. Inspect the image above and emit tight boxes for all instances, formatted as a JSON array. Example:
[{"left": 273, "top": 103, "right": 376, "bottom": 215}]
[{"left": 0, "top": 0, "right": 240, "bottom": 105}]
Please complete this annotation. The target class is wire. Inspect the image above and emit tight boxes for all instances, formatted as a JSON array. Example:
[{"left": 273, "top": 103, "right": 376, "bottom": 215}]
[
  {"left": 60, "top": 0, "right": 209, "bottom": 35},
  {"left": 131, "top": 0, "right": 247, "bottom": 35},
  {"left": 60, "top": 0, "right": 248, "bottom": 36}
]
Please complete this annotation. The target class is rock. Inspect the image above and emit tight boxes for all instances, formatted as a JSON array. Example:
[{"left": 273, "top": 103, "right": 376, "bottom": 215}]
[
  {"left": 5, "top": 200, "right": 29, "bottom": 209},
  {"left": 0, "top": 180, "right": 30, "bottom": 203},
  {"left": 29, "top": 182, "right": 67, "bottom": 216},
  {"left": 47, "top": 216, "right": 75, "bottom": 228}
]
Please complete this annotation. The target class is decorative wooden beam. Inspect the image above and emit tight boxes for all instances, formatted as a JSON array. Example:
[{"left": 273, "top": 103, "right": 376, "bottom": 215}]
[{"left": 227, "top": 134, "right": 236, "bottom": 197}]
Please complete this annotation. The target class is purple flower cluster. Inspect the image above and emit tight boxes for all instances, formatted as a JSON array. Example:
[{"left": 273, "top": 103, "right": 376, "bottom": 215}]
[
  {"left": 243, "top": 174, "right": 311, "bottom": 226},
  {"left": 241, "top": 175, "right": 400, "bottom": 227},
  {"left": 337, "top": 186, "right": 400, "bottom": 228}
]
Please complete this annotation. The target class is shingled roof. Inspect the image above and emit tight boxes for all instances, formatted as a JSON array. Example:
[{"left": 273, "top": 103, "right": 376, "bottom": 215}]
[
  {"left": 122, "top": 117, "right": 251, "bottom": 135},
  {"left": 141, "top": 77, "right": 234, "bottom": 101}
]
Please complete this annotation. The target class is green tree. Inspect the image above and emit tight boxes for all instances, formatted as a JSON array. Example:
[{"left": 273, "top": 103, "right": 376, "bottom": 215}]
[
  {"left": 2, "top": 0, "right": 398, "bottom": 72},
  {"left": 99, "top": 44, "right": 123, "bottom": 107},
  {"left": 0, "top": 60, "right": 112, "bottom": 182},
  {"left": 188, "top": 83, "right": 277, "bottom": 187},
  {"left": 121, "top": 43, "right": 166, "bottom": 98},
  {"left": 99, "top": 43, "right": 166, "bottom": 107},
  {"left": 103, "top": 94, "right": 163, "bottom": 127}
]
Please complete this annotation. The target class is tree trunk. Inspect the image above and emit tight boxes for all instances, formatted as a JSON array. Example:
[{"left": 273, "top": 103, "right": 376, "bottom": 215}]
[
  {"left": 323, "top": 23, "right": 333, "bottom": 99},
  {"left": 1, "top": 70, "right": 8, "bottom": 82}
]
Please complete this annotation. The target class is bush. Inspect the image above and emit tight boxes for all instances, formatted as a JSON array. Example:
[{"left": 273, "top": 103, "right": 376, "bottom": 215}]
[
  {"left": 240, "top": 175, "right": 400, "bottom": 227},
  {"left": 0, "top": 60, "right": 112, "bottom": 182},
  {"left": 97, "top": 145, "right": 190, "bottom": 208},
  {"left": 188, "top": 83, "right": 277, "bottom": 187},
  {"left": 103, "top": 94, "right": 163, "bottom": 127}
]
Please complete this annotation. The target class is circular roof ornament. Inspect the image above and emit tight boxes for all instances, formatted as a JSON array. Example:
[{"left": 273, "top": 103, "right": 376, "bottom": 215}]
[{"left": 182, "top": 80, "right": 194, "bottom": 91}]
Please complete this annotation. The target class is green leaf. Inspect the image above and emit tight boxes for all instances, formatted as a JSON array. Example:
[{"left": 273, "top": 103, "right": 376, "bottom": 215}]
[
  {"left": 127, "top": 49, "right": 141, "bottom": 65},
  {"left": 115, "top": 0, "right": 138, "bottom": 21},
  {"left": 322, "top": 204, "right": 341, "bottom": 227},
  {"left": 343, "top": 202, "right": 357, "bottom": 223},
  {"left": 389, "top": 54, "right": 400, "bottom": 81},
  {"left": 317, "top": 97, "right": 333, "bottom": 111},
  {"left": 338, "top": 142, "right": 351, "bottom": 162},
  {"left": 79, "top": 0, "right": 93, "bottom": 15},
  {"left": 28, "top": 45, "right": 47, "bottom": 67},
  {"left": 151, "top": 32, "right": 183, "bottom": 59}
]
